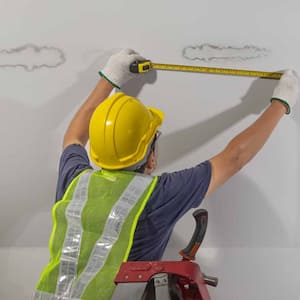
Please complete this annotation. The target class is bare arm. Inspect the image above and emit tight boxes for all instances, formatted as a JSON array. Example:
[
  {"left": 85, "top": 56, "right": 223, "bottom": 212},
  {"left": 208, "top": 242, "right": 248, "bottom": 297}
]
[
  {"left": 63, "top": 49, "right": 145, "bottom": 149},
  {"left": 205, "top": 69, "right": 299, "bottom": 197},
  {"left": 63, "top": 78, "right": 114, "bottom": 148},
  {"left": 205, "top": 100, "right": 286, "bottom": 197}
]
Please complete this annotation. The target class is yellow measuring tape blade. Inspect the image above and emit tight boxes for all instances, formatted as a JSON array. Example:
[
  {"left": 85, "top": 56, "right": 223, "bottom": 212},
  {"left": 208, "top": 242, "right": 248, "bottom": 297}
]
[{"left": 151, "top": 63, "right": 282, "bottom": 80}]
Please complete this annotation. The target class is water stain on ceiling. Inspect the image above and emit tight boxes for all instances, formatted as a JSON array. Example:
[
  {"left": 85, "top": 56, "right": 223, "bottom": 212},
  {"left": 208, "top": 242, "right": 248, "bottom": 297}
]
[
  {"left": 0, "top": 44, "right": 66, "bottom": 71},
  {"left": 183, "top": 44, "right": 270, "bottom": 62}
]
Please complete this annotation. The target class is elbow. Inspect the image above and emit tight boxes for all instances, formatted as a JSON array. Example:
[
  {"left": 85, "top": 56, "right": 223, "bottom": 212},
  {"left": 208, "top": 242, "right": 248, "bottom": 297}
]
[{"left": 226, "top": 141, "right": 250, "bottom": 172}]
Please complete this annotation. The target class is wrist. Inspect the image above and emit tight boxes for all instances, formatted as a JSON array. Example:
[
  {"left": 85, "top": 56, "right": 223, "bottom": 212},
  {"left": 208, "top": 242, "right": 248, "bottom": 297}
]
[
  {"left": 270, "top": 98, "right": 290, "bottom": 114},
  {"left": 99, "top": 76, "right": 115, "bottom": 90},
  {"left": 92, "top": 78, "right": 114, "bottom": 100},
  {"left": 98, "top": 71, "right": 120, "bottom": 89}
]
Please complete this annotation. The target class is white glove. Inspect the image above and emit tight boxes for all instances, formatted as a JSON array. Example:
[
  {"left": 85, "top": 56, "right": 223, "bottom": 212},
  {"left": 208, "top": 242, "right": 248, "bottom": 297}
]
[
  {"left": 99, "top": 49, "right": 146, "bottom": 89},
  {"left": 271, "top": 69, "right": 300, "bottom": 114}
]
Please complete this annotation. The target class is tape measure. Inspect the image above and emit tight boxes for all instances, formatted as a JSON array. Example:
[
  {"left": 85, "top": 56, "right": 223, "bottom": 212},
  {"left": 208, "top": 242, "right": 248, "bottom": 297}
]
[{"left": 130, "top": 60, "right": 282, "bottom": 80}]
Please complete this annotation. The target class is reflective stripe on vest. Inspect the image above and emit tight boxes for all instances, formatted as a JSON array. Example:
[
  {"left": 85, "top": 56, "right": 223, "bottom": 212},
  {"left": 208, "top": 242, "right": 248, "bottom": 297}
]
[
  {"left": 33, "top": 170, "right": 157, "bottom": 300},
  {"left": 57, "top": 170, "right": 92, "bottom": 296}
]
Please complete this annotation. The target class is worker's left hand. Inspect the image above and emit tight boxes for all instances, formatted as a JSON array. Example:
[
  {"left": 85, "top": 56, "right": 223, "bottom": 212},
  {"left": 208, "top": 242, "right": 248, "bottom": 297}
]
[{"left": 99, "top": 49, "right": 146, "bottom": 89}]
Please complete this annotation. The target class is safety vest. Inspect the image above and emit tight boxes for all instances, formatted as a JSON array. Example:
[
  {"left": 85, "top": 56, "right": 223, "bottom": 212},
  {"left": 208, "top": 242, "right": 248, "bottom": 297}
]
[{"left": 33, "top": 169, "right": 157, "bottom": 300}]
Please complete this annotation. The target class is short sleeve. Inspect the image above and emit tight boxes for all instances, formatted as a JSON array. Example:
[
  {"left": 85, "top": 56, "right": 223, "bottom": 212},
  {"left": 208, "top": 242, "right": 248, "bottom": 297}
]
[
  {"left": 146, "top": 161, "right": 212, "bottom": 224},
  {"left": 55, "top": 144, "right": 92, "bottom": 202},
  {"left": 128, "top": 161, "right": 212, "bottom": 261}
]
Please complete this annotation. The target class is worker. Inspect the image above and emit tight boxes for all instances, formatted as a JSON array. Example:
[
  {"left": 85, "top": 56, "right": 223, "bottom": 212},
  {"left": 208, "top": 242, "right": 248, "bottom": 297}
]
[{"left": 33, "top": 49, "right": 299, "bottom": 300}]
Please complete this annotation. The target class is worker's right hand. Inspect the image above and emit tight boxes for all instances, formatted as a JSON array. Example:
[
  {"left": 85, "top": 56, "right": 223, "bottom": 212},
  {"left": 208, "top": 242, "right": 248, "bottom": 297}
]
[
  {"left": 271, "top": 69, "right": 300, "bottom": 114},
  {"left": 99, "top": 49, "right": 146, "bottom": 89}
]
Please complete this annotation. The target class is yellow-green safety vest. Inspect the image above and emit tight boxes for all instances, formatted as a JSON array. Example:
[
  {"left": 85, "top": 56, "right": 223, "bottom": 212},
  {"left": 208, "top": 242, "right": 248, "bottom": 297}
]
[{"left": 33, "top": 169, "right": 157, "bottom": 300}]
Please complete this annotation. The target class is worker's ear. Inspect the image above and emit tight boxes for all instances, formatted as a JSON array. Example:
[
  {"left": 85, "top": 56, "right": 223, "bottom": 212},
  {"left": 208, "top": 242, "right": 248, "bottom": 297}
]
[{"left": 144, "top": 150, "right": 156, "bottom": 174}]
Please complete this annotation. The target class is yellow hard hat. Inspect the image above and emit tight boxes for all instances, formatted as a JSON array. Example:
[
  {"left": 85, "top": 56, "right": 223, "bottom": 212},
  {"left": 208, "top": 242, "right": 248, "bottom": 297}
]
[{"left": 89, "top": 92, "right": 164, "bottom": 170}]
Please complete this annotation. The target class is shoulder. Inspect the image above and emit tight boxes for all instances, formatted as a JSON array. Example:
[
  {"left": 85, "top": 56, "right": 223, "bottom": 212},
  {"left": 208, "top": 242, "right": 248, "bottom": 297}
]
[
  {"left": 60, "top": 144, "right": 89, "bottom": 162},
  {"left": 55, "top": 144, "right": 93, "bottom": 202},
  {"left": 144, "top": 161, "right": 212, "bottom": 219},
  {"left": 159, "top": 160, "right": 211, "bottom": 190}
]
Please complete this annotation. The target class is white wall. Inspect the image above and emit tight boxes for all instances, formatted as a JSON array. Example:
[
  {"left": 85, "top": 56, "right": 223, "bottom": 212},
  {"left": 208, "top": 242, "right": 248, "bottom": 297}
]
[{"left": 1, "top": 0, "right": 300, "bottom": 299}]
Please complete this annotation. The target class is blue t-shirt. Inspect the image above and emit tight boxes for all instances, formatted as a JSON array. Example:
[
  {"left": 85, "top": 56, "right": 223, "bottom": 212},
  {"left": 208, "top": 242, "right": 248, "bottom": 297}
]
[{"left": 56, "top": 144, "right": 211, "bottom": 261}]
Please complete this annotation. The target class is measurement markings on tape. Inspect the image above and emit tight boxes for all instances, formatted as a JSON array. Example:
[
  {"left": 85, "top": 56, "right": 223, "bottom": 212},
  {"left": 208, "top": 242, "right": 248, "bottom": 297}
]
[{"left": 130, "top": 60, "right": 282, "bottom": 80}]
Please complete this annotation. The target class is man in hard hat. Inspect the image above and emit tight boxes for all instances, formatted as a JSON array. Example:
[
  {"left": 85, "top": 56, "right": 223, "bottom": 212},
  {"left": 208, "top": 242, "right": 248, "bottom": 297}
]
[{"left": 33, "top": 49, "right": 299, "bottom": 300}]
